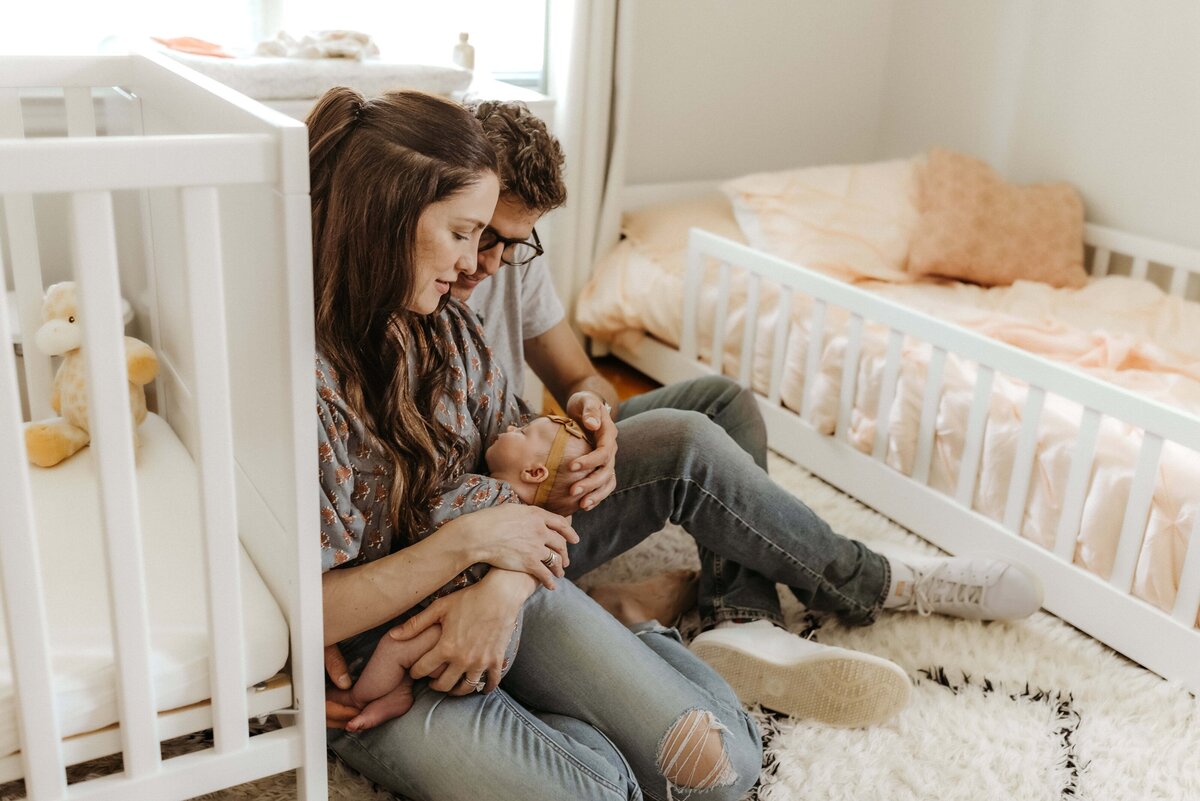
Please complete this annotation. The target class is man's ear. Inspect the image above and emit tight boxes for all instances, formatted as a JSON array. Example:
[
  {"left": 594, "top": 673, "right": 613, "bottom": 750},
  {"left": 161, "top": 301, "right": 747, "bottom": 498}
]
[{"left": 521, "top": 464, "right": 549, "bottom": 484}]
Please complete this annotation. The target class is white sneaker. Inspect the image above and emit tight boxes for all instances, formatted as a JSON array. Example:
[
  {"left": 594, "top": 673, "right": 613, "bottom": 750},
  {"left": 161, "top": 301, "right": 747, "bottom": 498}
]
[
  {"left": 891, "top": 554, "right": 1044, "bottom": 620},
  {"left": 689, "top": 620, "right": 910, "bottom": 727}
]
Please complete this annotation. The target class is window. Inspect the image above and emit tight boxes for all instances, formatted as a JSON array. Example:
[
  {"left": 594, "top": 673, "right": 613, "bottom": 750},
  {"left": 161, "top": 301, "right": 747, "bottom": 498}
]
[{"left": 4, "top": 1, "right": 546, "bottom": 86}]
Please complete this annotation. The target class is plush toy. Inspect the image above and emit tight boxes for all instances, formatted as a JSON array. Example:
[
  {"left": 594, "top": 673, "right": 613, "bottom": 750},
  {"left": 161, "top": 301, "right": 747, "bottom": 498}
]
[{"left": 23, "top": 282, "right": 158, "bottom": 467}]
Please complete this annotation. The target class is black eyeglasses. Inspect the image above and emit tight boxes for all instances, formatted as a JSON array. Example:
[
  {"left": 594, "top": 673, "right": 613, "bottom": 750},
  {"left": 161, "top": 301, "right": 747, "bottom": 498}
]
[{"left": 477, "top": 227, "right": 543, "bottom": 267}]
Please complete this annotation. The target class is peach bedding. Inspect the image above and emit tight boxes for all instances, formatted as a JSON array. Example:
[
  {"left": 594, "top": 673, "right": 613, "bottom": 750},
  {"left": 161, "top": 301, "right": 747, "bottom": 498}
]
[{"left": 578, "top": 239, "right": 1200, "bottom": 626}]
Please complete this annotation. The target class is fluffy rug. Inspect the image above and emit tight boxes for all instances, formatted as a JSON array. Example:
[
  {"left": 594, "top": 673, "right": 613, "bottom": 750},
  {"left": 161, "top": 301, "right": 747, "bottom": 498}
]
[{"left": 5, "top": 455, "right": 1198, "bottom": 800}]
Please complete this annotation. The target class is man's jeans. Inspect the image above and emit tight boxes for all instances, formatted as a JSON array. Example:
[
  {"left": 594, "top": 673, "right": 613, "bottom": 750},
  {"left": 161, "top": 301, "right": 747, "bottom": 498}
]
[
  {"left": 327, "top": 580, "right": 763, "bottom": 801},
  {"left": 569, "top": 375, "right": 890, "bottom": 627}
]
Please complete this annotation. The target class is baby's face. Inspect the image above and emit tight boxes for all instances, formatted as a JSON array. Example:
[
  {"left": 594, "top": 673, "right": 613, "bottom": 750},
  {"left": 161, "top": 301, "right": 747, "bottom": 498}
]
[{"left": 485, "top": 417, "right": 562, "bottom": 478}]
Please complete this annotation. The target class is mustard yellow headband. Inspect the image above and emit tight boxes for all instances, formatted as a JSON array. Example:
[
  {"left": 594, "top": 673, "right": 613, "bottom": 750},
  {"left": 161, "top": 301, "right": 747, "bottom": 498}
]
[{"left": 533, "top": 415, "right": 589, "bottom": 507}]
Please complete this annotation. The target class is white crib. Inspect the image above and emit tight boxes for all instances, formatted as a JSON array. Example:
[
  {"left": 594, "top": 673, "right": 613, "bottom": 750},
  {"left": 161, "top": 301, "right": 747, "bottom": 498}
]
[
  {"left": 0, "top": 54, "right": 326, "bottom": 799},
  {"left": 598, "top": 183, "right": 1200, "bottom": 695}
]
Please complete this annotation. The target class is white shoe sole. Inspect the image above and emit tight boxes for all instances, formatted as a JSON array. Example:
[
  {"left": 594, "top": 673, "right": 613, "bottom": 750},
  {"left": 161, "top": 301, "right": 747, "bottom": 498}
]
[{"left": 691, "top": 638, "right": 911, "bottom": 728}]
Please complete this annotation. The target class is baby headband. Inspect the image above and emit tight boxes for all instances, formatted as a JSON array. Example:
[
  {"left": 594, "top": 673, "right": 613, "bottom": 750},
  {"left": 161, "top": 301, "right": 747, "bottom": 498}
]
[{"left": 533, "top": 415, "right": 589, "bottom": 506}]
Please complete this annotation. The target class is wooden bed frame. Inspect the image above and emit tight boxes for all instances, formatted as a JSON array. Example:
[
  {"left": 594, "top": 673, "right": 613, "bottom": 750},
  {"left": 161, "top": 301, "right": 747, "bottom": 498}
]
[{"left": 595, "top": 181, "right": 1200, "bottom": 695}]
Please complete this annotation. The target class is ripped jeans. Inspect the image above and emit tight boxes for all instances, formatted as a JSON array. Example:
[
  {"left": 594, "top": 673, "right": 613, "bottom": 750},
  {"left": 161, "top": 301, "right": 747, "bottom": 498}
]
[{"left": 326, "top": 579, "right": 762, "bottom": 801}]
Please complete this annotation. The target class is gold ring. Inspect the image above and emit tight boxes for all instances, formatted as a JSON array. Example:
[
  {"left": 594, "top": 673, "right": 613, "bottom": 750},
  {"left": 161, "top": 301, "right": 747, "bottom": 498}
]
[{"left": 541, "top": 552, "right": 559, "bottom": 568}]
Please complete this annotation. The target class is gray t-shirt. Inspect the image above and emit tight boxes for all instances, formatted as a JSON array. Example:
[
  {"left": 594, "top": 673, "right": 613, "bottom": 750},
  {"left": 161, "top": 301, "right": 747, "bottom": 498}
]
[{"left": 465, "top": 257, "right": 564, "bottom": 397}]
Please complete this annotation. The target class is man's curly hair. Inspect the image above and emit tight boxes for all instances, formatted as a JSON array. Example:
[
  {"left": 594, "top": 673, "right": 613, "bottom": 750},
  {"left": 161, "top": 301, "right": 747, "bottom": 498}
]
[{"left": 471, "top": 100, "right": 566, "bottom": 213}]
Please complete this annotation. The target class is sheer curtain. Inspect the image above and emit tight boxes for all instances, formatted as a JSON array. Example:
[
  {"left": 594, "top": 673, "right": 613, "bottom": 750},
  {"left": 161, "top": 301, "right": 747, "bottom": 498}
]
[{"left": 544, "top": 0, "right": 629, "bottom": 323}]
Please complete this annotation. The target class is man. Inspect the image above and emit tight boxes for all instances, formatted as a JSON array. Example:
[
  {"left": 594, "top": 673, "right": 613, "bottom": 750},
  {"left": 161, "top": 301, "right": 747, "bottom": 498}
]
[{"left": 326, "top": 101, "right": 1040, "bottom": 728}]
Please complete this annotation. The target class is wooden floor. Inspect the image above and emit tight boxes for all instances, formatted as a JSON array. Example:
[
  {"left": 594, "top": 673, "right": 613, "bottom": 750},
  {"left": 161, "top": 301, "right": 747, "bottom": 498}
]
[{"left": 542, "top": 356, "right": 661, "bottom": 413}]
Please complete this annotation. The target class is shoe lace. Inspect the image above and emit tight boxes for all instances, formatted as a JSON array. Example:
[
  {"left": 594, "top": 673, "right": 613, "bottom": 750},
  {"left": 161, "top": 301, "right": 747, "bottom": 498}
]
[{"left": 906, "top": 563, "right": 983, "bottom": 616}]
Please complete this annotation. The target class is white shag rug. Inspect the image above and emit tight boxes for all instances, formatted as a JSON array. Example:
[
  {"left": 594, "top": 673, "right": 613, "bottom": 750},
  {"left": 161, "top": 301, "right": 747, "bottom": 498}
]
[{"left": 6, "top": 455, "right": 1199, "bottom": 800}]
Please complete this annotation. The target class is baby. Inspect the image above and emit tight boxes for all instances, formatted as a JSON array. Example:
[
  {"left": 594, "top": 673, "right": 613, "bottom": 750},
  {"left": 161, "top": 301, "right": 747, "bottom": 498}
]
[{"left": 328, "top": 415, "right": 593, "bottom": 731}]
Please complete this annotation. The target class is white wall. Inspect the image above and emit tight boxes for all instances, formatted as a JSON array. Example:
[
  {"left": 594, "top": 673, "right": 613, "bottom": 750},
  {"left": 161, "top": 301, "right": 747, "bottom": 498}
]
[
  {"left": 877, "top": 0, "right": 1200, "bottom": 249},
  {"left": 619, "top": 0, "right": 1200, "bottom": 249},
  {"left": 621, "top": 0, "right": 896, "bottom": 184}
]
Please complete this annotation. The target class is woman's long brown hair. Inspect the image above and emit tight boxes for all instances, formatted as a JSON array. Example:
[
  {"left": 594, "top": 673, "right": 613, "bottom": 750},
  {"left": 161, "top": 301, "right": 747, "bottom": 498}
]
[{"left": 308, "top": 87, "right": 498, "bottom": 538}]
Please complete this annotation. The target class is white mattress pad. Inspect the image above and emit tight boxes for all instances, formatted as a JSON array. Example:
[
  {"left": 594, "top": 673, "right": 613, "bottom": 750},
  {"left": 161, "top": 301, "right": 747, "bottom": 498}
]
[{"left": 0, "top": 413, "right": 289, "bottom": 758}]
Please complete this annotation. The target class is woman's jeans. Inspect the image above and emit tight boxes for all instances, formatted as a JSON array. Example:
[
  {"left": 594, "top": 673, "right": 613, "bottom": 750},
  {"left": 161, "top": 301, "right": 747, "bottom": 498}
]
[{"left": 327, "top": 580, "right": 763, "bottom": 801}]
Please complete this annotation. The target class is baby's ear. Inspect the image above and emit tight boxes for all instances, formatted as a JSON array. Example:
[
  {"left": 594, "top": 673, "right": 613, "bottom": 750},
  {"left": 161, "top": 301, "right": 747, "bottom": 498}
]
[{"left": 521, "top": 464, "right": 549, "bottom": 484}]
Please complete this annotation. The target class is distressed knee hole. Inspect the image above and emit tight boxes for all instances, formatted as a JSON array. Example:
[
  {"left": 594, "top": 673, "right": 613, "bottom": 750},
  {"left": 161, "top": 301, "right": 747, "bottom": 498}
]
[{"left": 657, "top": 709, "right": 736, "bottom": 791}]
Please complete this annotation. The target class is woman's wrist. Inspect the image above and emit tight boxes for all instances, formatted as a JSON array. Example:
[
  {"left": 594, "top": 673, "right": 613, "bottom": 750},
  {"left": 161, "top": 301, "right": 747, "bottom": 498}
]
[
  {"left": 482, "top": 567, "right": 539, "bottom": 604},
  {"left": 433, "top": 516, "right": 484, "bottom": 572}
]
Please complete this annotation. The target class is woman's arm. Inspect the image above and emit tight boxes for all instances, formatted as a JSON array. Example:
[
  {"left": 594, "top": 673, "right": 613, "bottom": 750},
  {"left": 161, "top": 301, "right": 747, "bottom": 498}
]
[
  {"left": 322, "top": 518, "right": 475, "bottom": 644},
  {"left": 322, "top": 503, "right": 578, "bottom": 644}
]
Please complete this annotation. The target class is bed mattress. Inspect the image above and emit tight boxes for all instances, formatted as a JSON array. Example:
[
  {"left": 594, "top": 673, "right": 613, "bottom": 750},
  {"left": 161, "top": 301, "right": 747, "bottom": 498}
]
[
  {"left": 580, "top": 238, "right": 1200, "bottom": 625},
  {"left": 0, "top": 413, "right": 290, "bottom": 758}
]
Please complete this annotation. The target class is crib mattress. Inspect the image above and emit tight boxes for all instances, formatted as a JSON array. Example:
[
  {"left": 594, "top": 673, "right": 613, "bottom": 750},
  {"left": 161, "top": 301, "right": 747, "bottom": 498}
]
[
  {"left": 579, "top": 238, "right": 1200, "bottom": 625},
  {"left": 0, "top": 413, "right": 290, "bottom": 759}
]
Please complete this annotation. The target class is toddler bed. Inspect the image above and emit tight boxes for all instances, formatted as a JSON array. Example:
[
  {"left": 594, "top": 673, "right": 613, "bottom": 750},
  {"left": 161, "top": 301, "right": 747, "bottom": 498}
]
[
  {"left": 578, "top": 168, "right": 1200, "bottom": 694},
  {"left": 0, "top": 53, "right": 326, "bottom": 799}
]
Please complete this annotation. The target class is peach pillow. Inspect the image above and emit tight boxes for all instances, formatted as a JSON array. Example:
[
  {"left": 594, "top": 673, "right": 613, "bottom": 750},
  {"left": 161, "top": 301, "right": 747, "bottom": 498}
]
[
  {"left": 908, "top": 149, "right": 1087, "bottom": 288},
  {"left": 721, "top": 159, "right": 919, "bottom": 284},
  {"left": 621, "top": 193, "right": 747, "bottom": 275}
]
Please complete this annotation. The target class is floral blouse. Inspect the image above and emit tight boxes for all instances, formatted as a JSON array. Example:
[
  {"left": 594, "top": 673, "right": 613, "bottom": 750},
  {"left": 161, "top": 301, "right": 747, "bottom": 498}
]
[{"left": 316, "top": 300, "right": 532, "bottom": 599}]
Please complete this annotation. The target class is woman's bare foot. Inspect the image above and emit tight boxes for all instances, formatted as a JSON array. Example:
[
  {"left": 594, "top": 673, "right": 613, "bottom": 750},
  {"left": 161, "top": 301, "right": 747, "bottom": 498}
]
[{"left": 589, "top": 569, "right": 699, "bottom": 627}]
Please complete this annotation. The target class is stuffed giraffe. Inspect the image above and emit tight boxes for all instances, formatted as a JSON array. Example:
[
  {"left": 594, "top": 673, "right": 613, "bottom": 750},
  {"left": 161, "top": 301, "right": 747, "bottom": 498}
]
[{"left": 23, "top": 281, "right": 158, "bottom": 467}]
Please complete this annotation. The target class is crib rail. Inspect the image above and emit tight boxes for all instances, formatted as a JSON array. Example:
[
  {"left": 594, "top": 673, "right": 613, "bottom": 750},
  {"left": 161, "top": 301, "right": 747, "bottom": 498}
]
[
  {"left": 0, "top": 53, "right": 324, "bottom": 799},
  {"left": 669, "top": 228, "right": 1200, "bottom": 692}
]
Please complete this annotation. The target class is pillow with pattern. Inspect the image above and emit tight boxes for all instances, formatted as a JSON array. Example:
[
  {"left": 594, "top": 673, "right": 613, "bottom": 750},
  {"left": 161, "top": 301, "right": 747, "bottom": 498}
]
[{"left": 909, "top": 149, "right": 1086, "bottom": 288}]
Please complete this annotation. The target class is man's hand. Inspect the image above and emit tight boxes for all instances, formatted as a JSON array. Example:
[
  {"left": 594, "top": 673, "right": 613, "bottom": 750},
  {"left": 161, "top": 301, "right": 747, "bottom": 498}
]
[
  {"left": 563, "top": 391, "right": 618, "bottom": 511},
  {"left": 388, "top": 569, "right": 536, "bottom": 695},
  {"left": 324, "top": 644, "right": 361, "bottom": 728}
]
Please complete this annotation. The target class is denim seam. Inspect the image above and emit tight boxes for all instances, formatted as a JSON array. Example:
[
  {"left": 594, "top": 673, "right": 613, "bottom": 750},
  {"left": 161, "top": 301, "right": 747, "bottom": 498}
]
[
  {"left": 335, "top": 695, "right": 628, "bottom": 800},
  {"left": 493, "top": 691, "right": 630, "bottom": 797},
  {"left": 609, "top": 475, "right": 876, "bottom": 618},
  {"left": 709, "top": 605, "right": 785, "bottom": 626}
]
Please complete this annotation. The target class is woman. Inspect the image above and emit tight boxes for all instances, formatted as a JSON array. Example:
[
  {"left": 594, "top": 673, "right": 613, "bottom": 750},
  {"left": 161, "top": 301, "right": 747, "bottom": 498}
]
[{"left": 313, "top": 87, "right": 763, "bottom": 801}]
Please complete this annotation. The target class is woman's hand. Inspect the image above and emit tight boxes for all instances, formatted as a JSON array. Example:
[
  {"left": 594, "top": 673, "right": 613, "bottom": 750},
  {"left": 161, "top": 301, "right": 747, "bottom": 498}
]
[
  {"left": 563, "top": 391, "right": 618, "bottom": 512},
  {"left": 456, "top": 504, "right": 578, "bottom": 589},
  {"left": 388, "top": 569, "right": 536, "bottom": 695}
]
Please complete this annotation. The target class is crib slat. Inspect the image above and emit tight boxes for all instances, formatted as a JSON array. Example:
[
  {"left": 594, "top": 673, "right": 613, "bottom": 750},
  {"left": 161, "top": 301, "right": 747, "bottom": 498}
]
[
  {"left": 1169, "top": 267, "right": 1190, "bottom": 298},
  {"left": 835, "top": 314, "right": 864, "bottom": 442},
  {"left": 1091, "top": 247, "right": 1111, "bottom": 277},
  {"left": 1052, "top": 407, "right": 1101, "bottom": 561},
  {"left": 710, "top": 262, "right": 731, "bottom": 375},
  {"left": 872, "top": 329, "right": 905, "bottom": 462},
  {"left": 3, "top": 194, "right": 54, "bottom": 419},
  {"left": 1172, "top": 512, "right": 1200, "bottom": 625},
  {"left": 954, "top": 365, "right": 995, "bottom": 508},
  {"left": 0, "top": 90, "right": 56, "bottom": 420},
  {"left": 1129, "top": 257, "right": 1149, "bottom": 282},
  {"left": 71, "top": 190, "right": 160, "bottom": 777},
  {"left": 681, "top": 243, "right": 702, "bottom": 363},
  {"left": 0, "top": 250, "right": 68, "bottom": 798},
  {"left": 800, "top": 299, "right": 827, "bottom": 424},
  {"left": 911, "top": 346, "right": 947, "bottom": 484},
  {"left": 766, "top": 288, "right": 792, "bottom": 406},
  {"left": 1109, "top": 433, "right": 1163, "bottom": 593},
  {"left": 738, "top": 274, "right": 761, "bottom": 387},
  {"left": 1002, "top": 386, "right": 1046, "bottom": 533},
  {"left": 181, "top": 186, "right": 248, "bottom": 752},
  {"left": 64, "top": 86, "right": 97, "bottom": 137}
]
